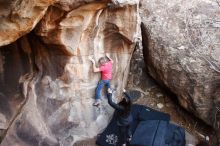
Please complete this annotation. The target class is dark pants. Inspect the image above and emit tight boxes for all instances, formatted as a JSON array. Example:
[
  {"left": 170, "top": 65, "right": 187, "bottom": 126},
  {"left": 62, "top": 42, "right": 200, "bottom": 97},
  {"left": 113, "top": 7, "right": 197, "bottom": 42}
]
[{"left": 119, "top": 125, "right": 131, "bottom": 145}]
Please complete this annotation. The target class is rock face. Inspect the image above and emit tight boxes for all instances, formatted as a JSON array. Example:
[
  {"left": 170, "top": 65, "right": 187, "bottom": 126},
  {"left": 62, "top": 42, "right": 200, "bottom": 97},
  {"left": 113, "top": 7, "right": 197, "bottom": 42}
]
[
  {"left": 0, "top": 1, "right": 139, "bottom": 146},
  {"left": 140, "top": 0, "right": 220, "bottom": 131},
  {"left": 0, "top": 0, "right": 54, "bottom": 46}
]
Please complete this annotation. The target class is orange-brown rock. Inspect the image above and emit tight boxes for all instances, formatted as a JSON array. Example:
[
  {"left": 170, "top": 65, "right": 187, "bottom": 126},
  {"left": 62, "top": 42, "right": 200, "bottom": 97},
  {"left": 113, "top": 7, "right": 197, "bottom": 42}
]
[
  {"left": 0, "top": 0, "right": 55, "bottom": 47},
  {"left": 0, "top": 1, "right": 140, "bottom": 146}
]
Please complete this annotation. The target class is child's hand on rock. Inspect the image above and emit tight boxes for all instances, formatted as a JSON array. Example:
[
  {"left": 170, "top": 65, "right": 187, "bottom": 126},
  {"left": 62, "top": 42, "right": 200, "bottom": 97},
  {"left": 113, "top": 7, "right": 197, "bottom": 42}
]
[{"left": 89, "top": 56, "right": 95, "bottom": 63}]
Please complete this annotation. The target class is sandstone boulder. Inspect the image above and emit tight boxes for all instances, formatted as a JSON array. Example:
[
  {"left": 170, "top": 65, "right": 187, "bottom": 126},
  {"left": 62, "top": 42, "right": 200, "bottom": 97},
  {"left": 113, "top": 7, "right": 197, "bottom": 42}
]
[
  {"left": 0, "top": 1, "right": 139, "bottom": 146},
  {"left": 0, "top": 0, "right": 54, "bottom": 46}
]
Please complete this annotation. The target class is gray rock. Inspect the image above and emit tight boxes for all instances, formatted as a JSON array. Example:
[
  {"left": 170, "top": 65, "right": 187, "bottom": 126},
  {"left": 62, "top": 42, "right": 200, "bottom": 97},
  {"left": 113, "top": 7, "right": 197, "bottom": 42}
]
[{"left": 140, "top": 0, "right": 220, "bottom": 132}]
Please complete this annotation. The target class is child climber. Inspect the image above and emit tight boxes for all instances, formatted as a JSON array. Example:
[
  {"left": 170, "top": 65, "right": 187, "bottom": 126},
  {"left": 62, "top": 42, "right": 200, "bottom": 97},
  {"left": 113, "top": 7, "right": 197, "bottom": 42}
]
[
  {"left": 107, "top": 89, "right": 133, "bottom": 146},
  {"left": 89, "top": 53, "right": 113, "bottom": 106}
]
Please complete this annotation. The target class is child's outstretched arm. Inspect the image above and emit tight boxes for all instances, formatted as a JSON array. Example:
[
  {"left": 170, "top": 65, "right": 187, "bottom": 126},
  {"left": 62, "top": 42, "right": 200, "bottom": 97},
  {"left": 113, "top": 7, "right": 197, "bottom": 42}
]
[
  {"left": 105, "top": 53, "right": 113, "bottom": 63},
  {"left": 89, "top": 57, "right": 100, "bottom": 72}
]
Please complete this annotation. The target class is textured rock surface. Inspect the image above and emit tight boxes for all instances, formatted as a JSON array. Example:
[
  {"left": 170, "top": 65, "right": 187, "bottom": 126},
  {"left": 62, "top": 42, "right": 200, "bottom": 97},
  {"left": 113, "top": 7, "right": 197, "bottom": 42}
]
[
  {"left": 140, "top": 0, "right": 220, "bottom": 131},
  {"left": 0, "top": 1, "right": 139, "bottom": 146},
  {"left": 0, "top": 38, "right": 32, "bottom": 130},
  {"left": 0, "top": 0, "right": 139, "bottom": 47},
  {"left": 0, "top": 0, "right": 54, "bottom": 46}
]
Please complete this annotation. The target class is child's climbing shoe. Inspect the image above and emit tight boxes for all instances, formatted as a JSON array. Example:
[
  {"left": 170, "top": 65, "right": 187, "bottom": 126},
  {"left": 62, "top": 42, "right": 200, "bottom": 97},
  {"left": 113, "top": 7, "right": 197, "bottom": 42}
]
[
  {"left": 107, "top": 88, "right": 113, "bottom": 94},
  {"left": 93, "top": 100, "right": 101, "bottom": 106}
]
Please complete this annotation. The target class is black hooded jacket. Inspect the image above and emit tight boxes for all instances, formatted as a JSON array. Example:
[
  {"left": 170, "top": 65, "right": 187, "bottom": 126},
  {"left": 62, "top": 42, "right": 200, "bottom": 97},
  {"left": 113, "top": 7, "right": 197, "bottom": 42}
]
[{"left": 107, "top": 92, "right": 133, "bottom": 126}]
